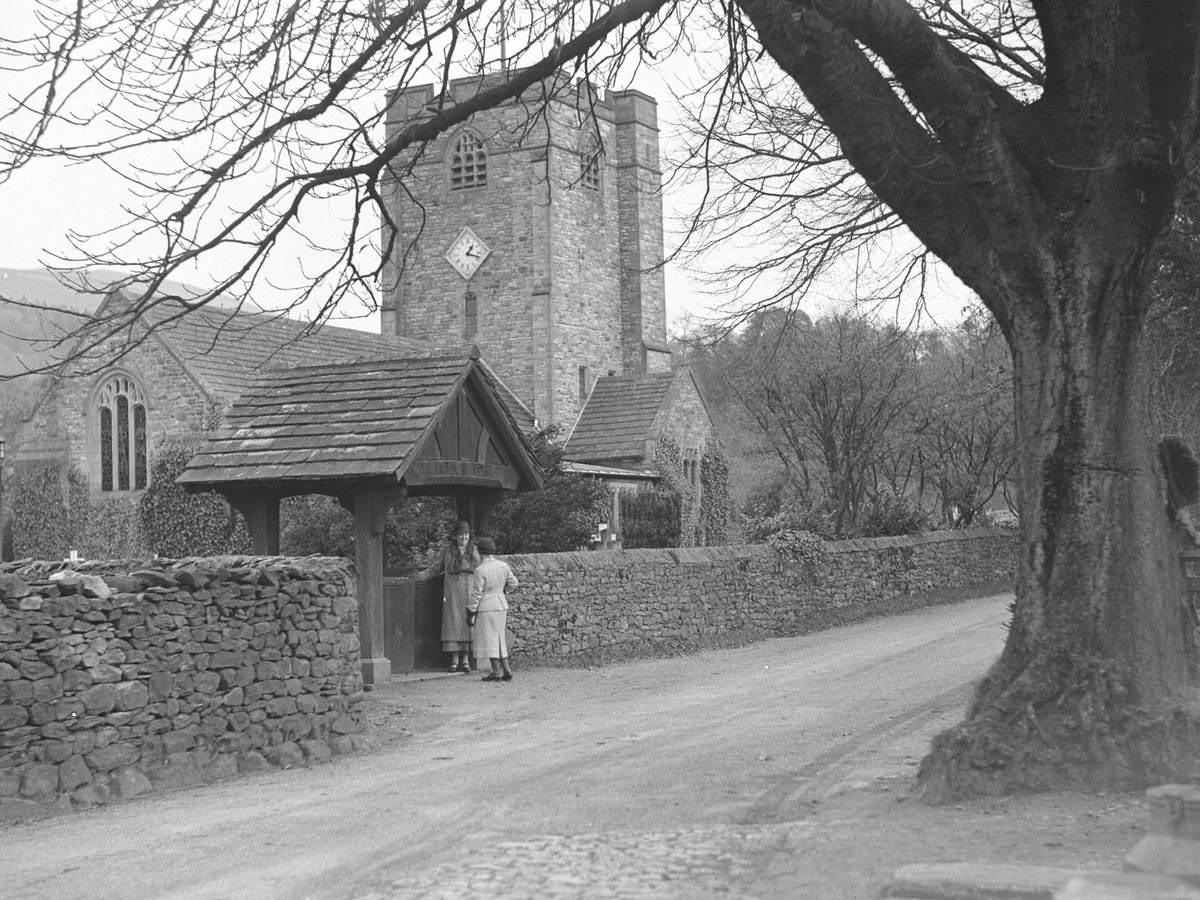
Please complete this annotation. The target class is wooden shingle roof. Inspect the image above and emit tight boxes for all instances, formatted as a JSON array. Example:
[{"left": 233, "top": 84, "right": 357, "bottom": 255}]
[
  {"left": 563, "top": 371, "right": 676, "bottom": 463},
  {"left": 177, "top": 354, "right": 540, "bottom": 489}
]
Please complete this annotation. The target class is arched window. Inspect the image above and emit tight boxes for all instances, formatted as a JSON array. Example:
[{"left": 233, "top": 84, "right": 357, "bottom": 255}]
[
  {"left": 95, "top": 374, "right": 148, "bottom": 492},
  {"left": 579, "top": 134, "right": 602, "bottom": 191},
  {"left": 449, "top": 131, "right": 487, "bottom": 190}
]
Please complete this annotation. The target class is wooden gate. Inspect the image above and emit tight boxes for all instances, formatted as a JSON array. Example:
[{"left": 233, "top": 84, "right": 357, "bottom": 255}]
[{"left": 382, "top": 576, "right": 445, "bottom": 674}]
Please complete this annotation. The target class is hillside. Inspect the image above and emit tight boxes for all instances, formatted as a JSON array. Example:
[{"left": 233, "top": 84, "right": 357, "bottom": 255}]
[
  {"left": 0, "top": 267, "right": 267, "bottom": 376},
  {"left": 0, "top": 268, "right": 113, "bottom": 375},
  {"left": 0, "top": 267, "right": 241, "bottom": 442}
]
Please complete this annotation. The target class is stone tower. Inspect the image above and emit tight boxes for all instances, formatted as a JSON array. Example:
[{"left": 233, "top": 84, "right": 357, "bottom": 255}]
[{"left": 380, "top": 73, "right": 671, "bottom": 428}]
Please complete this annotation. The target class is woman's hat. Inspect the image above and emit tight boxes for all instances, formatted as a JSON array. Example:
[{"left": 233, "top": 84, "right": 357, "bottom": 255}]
[
  {"left": 452, "top": 521, "right": 471, "bottom": 536},
  {"left": 475, "top": 536, "right": 497, "bottom": 554}
]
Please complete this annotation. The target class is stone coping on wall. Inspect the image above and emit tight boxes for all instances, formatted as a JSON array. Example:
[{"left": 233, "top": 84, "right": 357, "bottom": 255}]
[{"left": 501, "top": 526, "right": 1017, "bottom": 569}]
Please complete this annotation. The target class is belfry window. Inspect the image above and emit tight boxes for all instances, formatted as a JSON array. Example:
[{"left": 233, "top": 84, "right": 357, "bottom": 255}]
[
  {"left": 579, "top": 136, "right": 602, "bottom": 191},
  {"left": 449, "top": 131, "right": 487, "bottom": 190},
  {"left": 95, "top": 375, "right": 148, "bottom": 492}
]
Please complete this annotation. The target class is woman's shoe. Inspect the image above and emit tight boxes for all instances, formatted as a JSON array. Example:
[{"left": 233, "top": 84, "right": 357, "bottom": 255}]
[
  {"left": 448, "top": 664, "right": 460, "bottom": 673},
  {"left": 481, "top": 673, "right": 501, "bottom": 682},
  {"left": 501, "top": 672, "right": 513, "bottom": 681},
  {"left": 460, "top": 663, "right": 472, "bottom": 674}
]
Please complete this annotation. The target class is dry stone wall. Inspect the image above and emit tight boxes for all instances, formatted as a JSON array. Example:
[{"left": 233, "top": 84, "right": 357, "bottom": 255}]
[
  {"left": 0, "top": 555, "right": 365, "bottom": 822},
  {"left": 504, "top": 529, "right": 1017, "bottom": 664}
]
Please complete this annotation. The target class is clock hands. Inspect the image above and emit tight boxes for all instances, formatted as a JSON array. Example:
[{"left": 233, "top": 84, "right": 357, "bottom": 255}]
[{"left": 447, "top": 229, "right": 488, "bottom": 279}]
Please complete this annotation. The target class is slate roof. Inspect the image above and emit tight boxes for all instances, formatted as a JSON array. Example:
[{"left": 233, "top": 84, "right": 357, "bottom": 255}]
[
  {"left": 140, "top": 301, "right": 427, "bottom": 405},
  {"left": 178, "top": 354, "right": 536, "bottom": 487},
  {"left": 563, "top": 371, "right": 676, "bottom": 463}
]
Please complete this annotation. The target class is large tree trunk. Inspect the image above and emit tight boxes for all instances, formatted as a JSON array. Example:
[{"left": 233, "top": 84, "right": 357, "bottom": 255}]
[{"left": 917, "top": 263, "right": 1200, "bottom": 800}]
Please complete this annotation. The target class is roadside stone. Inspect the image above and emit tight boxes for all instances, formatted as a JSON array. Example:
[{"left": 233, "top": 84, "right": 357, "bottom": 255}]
[
  {"left": 145, "top": 753, "right": 203, "bottom": 791},
  {"left": 266, "top": 741, "right": 304, "bottom": 769},
  {"left": 19, "top": 764, "right": 58, "bottom": 798},
  {"left": 299, "top": 739, "right": 332, "bottom": 763},
  {"left": 238, "top": 751, "right": 270, "bottom": 773},
  {"left": 0, "top": 771, "right": 20, "bottom": 797},
  {"left": 0, "top": 797, "right": 44, "bottom": 823},
  {"left": 328, "top": 735, "right": 354, "bottom": 755},
  {"left": 110, "top": 766, "right": 153, "bottom": 801},
  {"left": 208, "top": 753, "right": 238, "bottom": 781},
  {"left": 71, "top": 778, "right": 112, "bottom": 807}
]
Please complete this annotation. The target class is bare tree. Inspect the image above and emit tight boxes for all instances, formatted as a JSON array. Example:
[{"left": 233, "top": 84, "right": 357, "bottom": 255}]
[
  {"left": 4, "top": 0, "right": 1200, "bottom": 797},
  {"left": 700, "top": 309, "right": 923, "bottom": 534},
  {"left": 911, "top": 310, "right": 1015, "bottom": 528}
]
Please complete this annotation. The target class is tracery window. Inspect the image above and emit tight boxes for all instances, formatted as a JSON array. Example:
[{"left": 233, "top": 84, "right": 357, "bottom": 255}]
[
  {"left": 449, "top": 131, "right": 487, "bottom": 190},
  {"left": 95, "top": 374, "right": 148, "bottom": 492}
]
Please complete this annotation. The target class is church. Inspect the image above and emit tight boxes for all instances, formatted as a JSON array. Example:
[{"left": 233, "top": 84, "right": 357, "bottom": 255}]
[{"left": 3, "top": 73, "right": 721, "bottom": 560}]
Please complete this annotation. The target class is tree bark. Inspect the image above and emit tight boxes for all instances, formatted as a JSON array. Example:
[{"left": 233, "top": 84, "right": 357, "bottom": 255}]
[
  {"left": 732, "top": 0, "right": 1200, "bottom": 796},
  {"left": 917, "top": 260, "right": 1200, "bottom": 799}
]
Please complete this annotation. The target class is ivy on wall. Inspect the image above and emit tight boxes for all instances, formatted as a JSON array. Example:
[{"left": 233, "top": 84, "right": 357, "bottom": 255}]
[
  {"left": 652, "top": 434, "right": 731, "bottom": 547},
  {"left": 139, "top": 443, "right": 251, "bottom": 557},
  {"left": 700, "top": 445, "right": 732, "bottom": 546},
  {"left": 11, "top": 461, "right": 89, "bottom": 559},
  {"left": 653, "top": 434, "right": 697, "bottom": 545},
  {"left": 10, "top": 458, "right": 146, "bottom": 559}
]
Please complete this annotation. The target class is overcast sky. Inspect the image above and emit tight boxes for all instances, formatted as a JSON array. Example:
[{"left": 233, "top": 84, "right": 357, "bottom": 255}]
[{"left": 0, "top": 9, "right": 972, "bottom": 334}]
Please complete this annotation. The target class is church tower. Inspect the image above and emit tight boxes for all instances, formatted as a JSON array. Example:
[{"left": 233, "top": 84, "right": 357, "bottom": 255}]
[{"left": 380, "top": 73, "right": 671, "bottom": 429}]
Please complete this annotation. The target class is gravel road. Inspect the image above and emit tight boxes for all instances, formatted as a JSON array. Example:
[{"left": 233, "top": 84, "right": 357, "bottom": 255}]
[{"left": 0, "top": 595, "right": 1017, "bottom": 899}]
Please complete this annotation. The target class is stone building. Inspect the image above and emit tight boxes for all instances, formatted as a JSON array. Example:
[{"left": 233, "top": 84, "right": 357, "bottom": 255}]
[
  {"left": 380, "top": 72, "right": 674, "bottom": 429},
  {"left": 4, "top": 76, "right": 724, "bottom": 559},
  {"left": 4, "top": 298, "right": 527, "bottom": 559}
]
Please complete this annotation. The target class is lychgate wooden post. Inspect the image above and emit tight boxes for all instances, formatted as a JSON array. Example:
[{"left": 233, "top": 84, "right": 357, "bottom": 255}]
[
  {"left": 228, "top": 491, "right": 280, "bottom": 555},
  {"left": 344, "top": 486, "right": 404, "bottom": 688}
]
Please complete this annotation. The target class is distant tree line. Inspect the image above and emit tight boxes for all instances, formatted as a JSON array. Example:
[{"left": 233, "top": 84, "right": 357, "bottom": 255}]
[{"left": 684, "top": 307, "right": 1014, "bottom": 540}]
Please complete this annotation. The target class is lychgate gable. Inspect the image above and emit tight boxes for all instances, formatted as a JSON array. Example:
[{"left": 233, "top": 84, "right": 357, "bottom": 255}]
[
  {"left": 176, "top": 352, "right": 542, "bottom": 687},
  {"left": 407, "top": 386, "right": 520, "bottom": 491}
]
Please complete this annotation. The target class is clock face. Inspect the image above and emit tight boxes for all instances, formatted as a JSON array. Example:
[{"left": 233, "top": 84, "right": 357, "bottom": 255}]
[{"left": 445, "top": 226, "right": 491, "bottom": 280}]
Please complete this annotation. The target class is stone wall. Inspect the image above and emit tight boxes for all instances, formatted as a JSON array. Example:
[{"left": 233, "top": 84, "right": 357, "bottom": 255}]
[
  {"left": 0, "top": 555, "right": 365, "bottom": 822},
  {"left": 503, "top": 529, "right": 1018, "bottom": 664}
]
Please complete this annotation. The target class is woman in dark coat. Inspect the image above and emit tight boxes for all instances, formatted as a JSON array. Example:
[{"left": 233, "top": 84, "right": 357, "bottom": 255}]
[{"left": 417, "top": 521, "right": 481, "bottom": 672}]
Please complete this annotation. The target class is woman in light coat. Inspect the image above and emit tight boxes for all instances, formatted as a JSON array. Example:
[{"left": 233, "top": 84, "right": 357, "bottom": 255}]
[
  {"left": 418, "top": 521, "right": 480, "bottom": 673},
  {"left": 467, "top": 536, "right": 517, "bottom": 681}
]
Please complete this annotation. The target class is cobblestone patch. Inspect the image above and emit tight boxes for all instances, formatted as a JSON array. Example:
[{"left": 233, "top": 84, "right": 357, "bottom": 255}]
[{"left": 359, "top": 823, "right": 800, "bottom": 899}]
